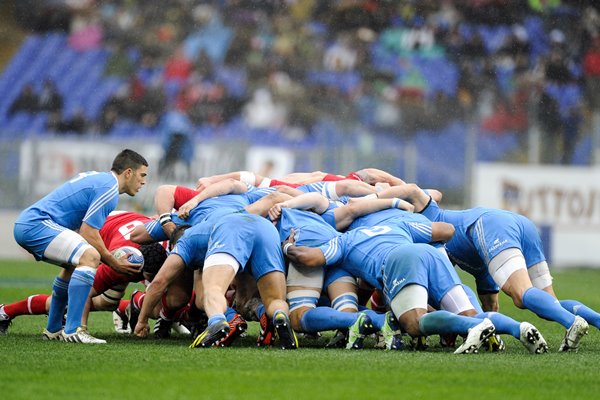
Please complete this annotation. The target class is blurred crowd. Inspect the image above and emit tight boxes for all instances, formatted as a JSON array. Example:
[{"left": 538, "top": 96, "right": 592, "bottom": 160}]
[{"left": 9, "top": 0, "right": 600, "bottom": 164}]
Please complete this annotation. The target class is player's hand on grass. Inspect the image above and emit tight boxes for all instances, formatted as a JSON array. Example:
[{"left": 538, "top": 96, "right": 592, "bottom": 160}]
[{"left": 134, "top": 320, "right": 150, "bottom": 338}]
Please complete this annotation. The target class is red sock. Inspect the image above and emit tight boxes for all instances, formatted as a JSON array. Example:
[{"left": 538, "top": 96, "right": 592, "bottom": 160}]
[
  {"left": 5, "top": 294, "right": 50, "bottom": 318},
  {"left": 118, "top": 300, "right": 129, "bottom": 314},
  {"left": 132, "top": 291, "right": 145, "bottom": 310},
  {"left": 369, "top": 290, "right": 386, "bottom": 312},
  {"left": 159, "top": 294, "right": 176, "bottom": 320},
  {"left": 173, "top": 304, "right": 190, "bottom": 321}
]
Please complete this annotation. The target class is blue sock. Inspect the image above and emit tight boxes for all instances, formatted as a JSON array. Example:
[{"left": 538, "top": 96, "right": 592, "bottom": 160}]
[
  {"left": 560, "top": 300, "right": 600, "bottom": 329},
  {"left": 363, "top": 310, "right": 385, "bottom": 330},
  {"left": 225, "top": 307, "right": 237, "bottom": 321},
  {"left": 419, "top": 310, "right": 480, "bottom": 336},
  {"left": 256, "top": 303, "right": 265, "bottom": 320},
  {"left": 46, "top": 276, "right": 69, "bottom": 333},
  {"left": 207, "top": 313, "right": 227, "bottom": 326},
  {"left": 299, "top": 307, "right": 357, "bottom": 332},
  {"left": 462, "top": 284, "right": 484, "bottom": 313},
  {"left": 476, "top": 312, "right": 520, "bottom": 338},
  {"left": 64, "top": 268, "right": 95, "bottom": 334},
  {"left": 522, "top": 287, "right": 574, "bottom": 329}
]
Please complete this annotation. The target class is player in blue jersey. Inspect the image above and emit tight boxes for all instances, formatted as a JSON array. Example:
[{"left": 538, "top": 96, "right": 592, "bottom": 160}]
[
  {"left": 283, "top": 225, "right": 497, "bottom": 354},
  {"left": 377, "top": 183, "right": 594, "bottom": 352},
  {"left": 130, "top": 180, "right": 283, "bottom": 243},
  {"left": 284, "top": 214, "right": 549, "bottom": 354},
  {"left": 270, "top": 205, "right": 383, "bottom": 349},
  {"left": 13, "top": 149, "right": 148, "bottom": 343},
  {"left": 132, "top": 188, "right": 296, "bottom": 347},
  {"left": 268, "top": 192, "right": 452, "bottom": 349},
  {"left": 133, "top": 211, "right": 297, "bottom": 349}
]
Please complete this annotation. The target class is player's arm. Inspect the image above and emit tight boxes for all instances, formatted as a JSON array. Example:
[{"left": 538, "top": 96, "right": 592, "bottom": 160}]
[
  {"left": 153, "top": 185, "right": 180, "bottom": 238},
  {"left": 426, "top": 189, "right": 443, "bottom": 203},
  {"left": 334, "top": 197, "right": 414, "bottom": 231},
  {"left": 178, "top": 178, "right": 250, "bottom": 219},
  {"left": 375, "top": 183, "right": 434, "bottom": 213},
  {"left": 273, "top": 184, "right": 305, "bottom": 197},
  {"left": 283, "top": 229, "right": 328, "bottom": 268},
  {"left": 134, "top": 254, "right": 185, "bottom": 338},
  {"left": 79, "top": 222, "right": 140, "bottom": 275},
  {"left": 284, "top": 244, "right": 326, "bottom": 269},
  {"left": 267, "top": 192, "right": 330, "bottom": 222},
  {"left": 195, "top": 171, "right": 265, "bottom": 192},
  {"left": 245, "top": 191, "right": 293, "bottom": 217},
  {"left": 331, "top": 179, "right": 377, "bottom": 198},
  {"left": 130, "top": 224, "right": 156, "bottom": 244},
  {"left": 478, "top": 292, "right": 499, "bottom": 312},
  {"left": 431, "top": 222, "right": 455, "bottom": 242},
  {"left": 154, "top": 184, "right": 177, "bottom": 216},
  {"left": 280, "top": 171, "right": 328, "bottom": 184},
  {"left": 355, "top": 168, "right": 406, "bottom": 186}
]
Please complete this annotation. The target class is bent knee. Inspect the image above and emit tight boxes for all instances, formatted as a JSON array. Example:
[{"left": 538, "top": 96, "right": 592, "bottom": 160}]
[
  {"left": 403, "top": 321, "right": 422, "bottom": 338},
  {"left": 80, "top": 248, "right": 101, "bottom": 267}
]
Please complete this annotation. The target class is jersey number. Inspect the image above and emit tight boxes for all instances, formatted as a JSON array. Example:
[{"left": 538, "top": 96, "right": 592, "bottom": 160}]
[{"left": 118, "top": 221, "right": 143, "bottom": 240}]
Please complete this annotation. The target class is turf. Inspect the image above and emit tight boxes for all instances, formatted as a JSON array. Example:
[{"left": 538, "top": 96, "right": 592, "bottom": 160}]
[{"left": 1, "top": 260, "right": 600, "bottom": 400}]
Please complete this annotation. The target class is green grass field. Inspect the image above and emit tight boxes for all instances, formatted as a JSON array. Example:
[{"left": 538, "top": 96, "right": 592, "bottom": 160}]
[{"left": 1, "top": 260, "right": 600, "bottom": 400}]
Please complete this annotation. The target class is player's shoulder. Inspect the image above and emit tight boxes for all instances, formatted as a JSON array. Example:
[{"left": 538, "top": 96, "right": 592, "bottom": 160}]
[{"left": 72, "top": 171, "right": 117, "bottom": 189}]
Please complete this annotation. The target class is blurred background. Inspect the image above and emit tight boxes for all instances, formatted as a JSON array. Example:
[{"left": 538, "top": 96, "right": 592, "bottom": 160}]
[{"left": 0, "top": 0, "right": 599, "bottom": 266}]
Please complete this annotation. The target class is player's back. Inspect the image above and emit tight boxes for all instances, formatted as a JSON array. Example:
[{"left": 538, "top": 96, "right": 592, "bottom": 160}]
[
  {"left": 100, "top": 211, "right": 153, "bottom": 250},
  {"left": 422, "top": 200, "right": 508, "bottom": 270},
  {"left": 192, "top": 188, "right": 274, "bottom": 224},
  {"left": 17, "top": 171, "right": 118, "bottom": 230},
  {"left": 324, "top": 225, "right": 415, "bottom": 289},
  {"left": 277, "top": 208, "right": 340, "bottom": 246},
  {"left": 170, "top": 220, "right": 214, "bottom": 269}
]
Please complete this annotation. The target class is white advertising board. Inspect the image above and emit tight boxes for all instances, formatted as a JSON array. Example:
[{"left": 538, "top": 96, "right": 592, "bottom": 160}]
[{"left": 473, "top": 162, "right": 600, "bottom": 268}]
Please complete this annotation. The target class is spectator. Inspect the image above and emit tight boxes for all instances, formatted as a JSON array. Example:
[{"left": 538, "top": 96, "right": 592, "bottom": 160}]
[
  {"left": 583, "top": 38, "right": 600, "bottom": 110},
  {"left": 158, "top": 110, "right": 194, "bottom": 180},
  {"left": 324, "top": 33, "right": 357, "bottom": 71},
  {"left": 47, "top": 109, "right": 87, "bottom": 134},
  {"left": 104, "top": 43, "right": 136, "bottom": 77},
  {"left": 537, "top": 90, "right": 563, "bottom": 163},
  {"left": 544, "top": 34, "right": 576, "bottom": 84},
  {"left": 9, "top": 83, "right": 38, "bottom": 115},
  {"left": 163, "top": 46, "right": 193, "bottom": 83},
  {"left": 243, "top": 87, "right": 287, "bottom": 130},
  {"left": 561, "top": 105, "right": 582, "bottom": 164},
  {"left": 38, "top": 79, "right": 63, "bottom": 113}
]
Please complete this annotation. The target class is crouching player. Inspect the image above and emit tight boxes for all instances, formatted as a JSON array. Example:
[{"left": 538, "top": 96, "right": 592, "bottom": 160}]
[
  {"left": 133, "top": 212, "right": 298, "bottom": 349},
  {"left": 1, "top": 211, "right": 168, "bottom": 337}
]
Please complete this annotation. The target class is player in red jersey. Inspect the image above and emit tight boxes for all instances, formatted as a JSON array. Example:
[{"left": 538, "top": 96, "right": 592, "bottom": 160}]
[
  {"left": 0, "top": 211, "right": 169, "bottom": 338},
  {"left": 80, "top": 211, "right": 170, "bottom": 333}
]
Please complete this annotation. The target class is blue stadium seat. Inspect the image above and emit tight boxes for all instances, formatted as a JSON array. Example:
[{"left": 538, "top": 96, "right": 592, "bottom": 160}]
[{"left": 571, "top": 135, "right": 591, "bottom": 165}]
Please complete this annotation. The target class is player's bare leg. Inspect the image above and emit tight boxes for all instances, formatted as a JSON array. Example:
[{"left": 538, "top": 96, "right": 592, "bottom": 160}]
[{"left": 257, "top": 271, "right": 298, "bottom": 349}]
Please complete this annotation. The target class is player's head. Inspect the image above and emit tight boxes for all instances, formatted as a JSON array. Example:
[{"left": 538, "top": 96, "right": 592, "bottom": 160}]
[
  {"left": 139, "top": 242, "right": 168, "bottom": 280},
  {"left": 169, "top": 224, "right": 192, "bottom": 251},
  {"left": 111, "top": 149, "right": 148, "bottom": 196},
  {"left": 111, "top": 149, "right": 148, "bottom": 173}
]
